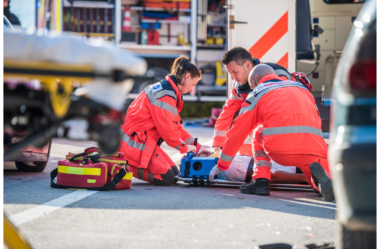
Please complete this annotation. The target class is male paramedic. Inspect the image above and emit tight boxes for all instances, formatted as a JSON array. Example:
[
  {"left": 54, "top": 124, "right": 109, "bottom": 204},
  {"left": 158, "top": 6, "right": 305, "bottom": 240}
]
[
  {"left": 209, "top": 64, "right": 334, "bottom": 202},
  {"left": 213, "top": 46, "right": 310, "bottom": 156}
]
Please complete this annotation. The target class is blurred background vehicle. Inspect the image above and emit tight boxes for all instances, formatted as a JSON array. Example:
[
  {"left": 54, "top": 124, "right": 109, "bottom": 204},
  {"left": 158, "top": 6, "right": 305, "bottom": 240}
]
[{"left": 328, "top": 0, "right": 376, "bottom": 248}]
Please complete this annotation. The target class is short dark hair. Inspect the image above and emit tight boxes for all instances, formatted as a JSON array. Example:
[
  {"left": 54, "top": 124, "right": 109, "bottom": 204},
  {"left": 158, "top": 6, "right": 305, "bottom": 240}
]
[
  {"left": 171, "top": 55, "right": 202, "bottom": 85},
  {"left": 221, "top": 46, "right": 253, "bottom": 66}
]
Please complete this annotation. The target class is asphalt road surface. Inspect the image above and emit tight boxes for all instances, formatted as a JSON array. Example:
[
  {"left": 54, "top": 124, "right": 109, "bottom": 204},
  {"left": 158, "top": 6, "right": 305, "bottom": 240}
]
[{"left": 4, "top": 127, "right": 337, "bottom": 249}]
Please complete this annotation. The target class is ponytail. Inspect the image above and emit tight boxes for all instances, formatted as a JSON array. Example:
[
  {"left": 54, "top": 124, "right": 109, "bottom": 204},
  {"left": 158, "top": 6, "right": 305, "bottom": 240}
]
[{"left": 171, "top": 55, "right": 201, "bottom": 85}]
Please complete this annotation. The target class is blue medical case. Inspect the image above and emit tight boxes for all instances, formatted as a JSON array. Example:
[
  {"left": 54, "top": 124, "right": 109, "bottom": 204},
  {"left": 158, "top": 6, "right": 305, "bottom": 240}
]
[{"left": 180, "top": 152, "right": 219, "bottom": 186}]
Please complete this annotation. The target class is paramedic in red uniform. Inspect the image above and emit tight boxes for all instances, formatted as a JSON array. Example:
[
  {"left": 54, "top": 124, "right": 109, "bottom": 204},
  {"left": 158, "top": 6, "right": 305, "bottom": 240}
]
[
  {"left": 209, "top": 64, "right": 335, "bottom": 202},
  {"left": 119, "top": 56, "right": 208, "bottom": 186},
  {"left": 213, "top": 47, "right": 309, "bottom": 157}
]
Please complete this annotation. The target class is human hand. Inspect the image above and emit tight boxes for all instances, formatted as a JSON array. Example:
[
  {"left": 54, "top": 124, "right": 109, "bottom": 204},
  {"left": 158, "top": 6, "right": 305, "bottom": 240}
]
[
  {"left": 198, "top": 144, "right": 211, "bottom": 153},
  {"left": 209, "top": 166, "right": 222, "bottom": 182},
  {"left": 186, "top": 145, "right": 196, "bottom": 153}
]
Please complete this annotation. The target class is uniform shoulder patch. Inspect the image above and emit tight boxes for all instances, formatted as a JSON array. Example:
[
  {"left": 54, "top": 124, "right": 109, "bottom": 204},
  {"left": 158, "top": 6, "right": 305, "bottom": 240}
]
[{"left": 151, "top": 83, "right": 163, "bottom": 93}]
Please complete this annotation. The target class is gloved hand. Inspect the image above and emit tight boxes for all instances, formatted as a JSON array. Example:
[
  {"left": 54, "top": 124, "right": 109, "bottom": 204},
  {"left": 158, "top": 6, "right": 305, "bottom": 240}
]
[
  {"left": 198, "top": 144, "right": 211, "bottom": 153},
  {"left": 209, "top": 166, "right": 222, "bottom": 182},
  {"left": 186, "top": 145, "right": 196, "bottom": 153},
  {"left": 213, "top": 146, "right": 221, "bottom": 153}
]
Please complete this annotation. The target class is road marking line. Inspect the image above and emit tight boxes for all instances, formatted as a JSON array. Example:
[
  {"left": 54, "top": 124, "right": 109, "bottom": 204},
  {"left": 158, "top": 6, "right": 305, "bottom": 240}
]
[
  {"left": 8, "top": 190, "right": 98, "bottom": 226},
  {"left": 170, "top": 138, "right": 213, "bottom": 163}
]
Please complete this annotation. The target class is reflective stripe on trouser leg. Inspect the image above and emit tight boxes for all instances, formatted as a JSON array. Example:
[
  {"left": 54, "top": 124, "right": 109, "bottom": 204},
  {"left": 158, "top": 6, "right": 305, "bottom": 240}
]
[
  {"left": 252, "top": 158, "right": 272, "bottom": 181},
  {"left": 134, "top": 167, "right": 154, "bottom": 183}
]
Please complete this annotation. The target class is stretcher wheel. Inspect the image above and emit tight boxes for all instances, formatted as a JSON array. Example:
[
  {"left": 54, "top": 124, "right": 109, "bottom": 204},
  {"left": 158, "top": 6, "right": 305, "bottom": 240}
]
[
  {"left": 15, "top": 161, "right": 48, "bottom": 172},
  {"left": 97, "top": 126, "right": 121, "bottom": 154}
]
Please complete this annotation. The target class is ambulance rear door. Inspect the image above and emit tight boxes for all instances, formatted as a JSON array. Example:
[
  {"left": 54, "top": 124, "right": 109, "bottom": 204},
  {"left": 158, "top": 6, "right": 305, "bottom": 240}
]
[{"left": 225, "top": 0, "right": 296, "bottom": 94}]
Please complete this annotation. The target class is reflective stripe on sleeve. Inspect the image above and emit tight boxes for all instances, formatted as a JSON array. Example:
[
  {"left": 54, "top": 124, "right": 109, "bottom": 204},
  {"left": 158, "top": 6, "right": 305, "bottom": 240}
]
[
  {"left": 220, "top": 152, "right": 234, "bottom": 162},
  {"left": 175, "top": 140, "right": 186, "bottom": 150},
  {"left": 120, "top": 129, "right": 145, "bottom": 151},
  {"left": 185, "top": 137, "right": 194, "bottom": 145},
  {"left": 240, "top": 83, "right": 309, "bottom": 115},
  {"left": 261, "top": 126, "right": 323, "bottom": 138},
  {"left": 214, "top": 130, "right": 227, "bottom": 137}
]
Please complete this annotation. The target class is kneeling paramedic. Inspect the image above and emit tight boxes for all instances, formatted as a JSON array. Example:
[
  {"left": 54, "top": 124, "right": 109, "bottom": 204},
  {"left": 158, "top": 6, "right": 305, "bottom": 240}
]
[
  {"left": 119, "top": 56, "right": 209, "bottom": 186},
  {"left": 213, "top": 46, "right": 312, "bottom": 157},
  {"left": 209, "top": 64, "right": 334, "bottom": 202}
]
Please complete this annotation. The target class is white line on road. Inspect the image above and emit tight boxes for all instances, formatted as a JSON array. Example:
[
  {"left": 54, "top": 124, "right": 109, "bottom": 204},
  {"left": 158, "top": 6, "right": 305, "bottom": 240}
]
[
  {"left": 170, "top": 138, "right": 213, "bottom": 163},
  {"left": 9, "top": 190, "right": 98, "bottom": 226}
]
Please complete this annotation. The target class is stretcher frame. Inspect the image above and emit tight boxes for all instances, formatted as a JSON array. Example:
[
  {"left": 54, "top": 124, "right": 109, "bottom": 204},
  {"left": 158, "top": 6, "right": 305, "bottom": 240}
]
[{"left": 177, "top": 177, "right": 314, "bottom": 191}]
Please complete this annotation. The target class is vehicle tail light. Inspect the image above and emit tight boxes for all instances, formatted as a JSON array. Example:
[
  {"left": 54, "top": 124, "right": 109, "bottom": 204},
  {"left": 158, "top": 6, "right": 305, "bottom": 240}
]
[{"left": 349, "top": 59, "right": 376, "bottom": 90}]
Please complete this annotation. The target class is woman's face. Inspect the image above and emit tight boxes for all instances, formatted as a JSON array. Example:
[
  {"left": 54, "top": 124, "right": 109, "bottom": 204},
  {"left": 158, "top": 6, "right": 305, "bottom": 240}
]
[{"left": 179, "top": 73, "right": 200, "bottom": 94}]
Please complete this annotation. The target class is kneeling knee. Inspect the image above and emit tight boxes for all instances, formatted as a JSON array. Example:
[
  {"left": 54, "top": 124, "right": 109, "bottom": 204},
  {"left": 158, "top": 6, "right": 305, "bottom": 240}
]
[{"left": 154, "top": 169, "right": 176, "bottom": 186}]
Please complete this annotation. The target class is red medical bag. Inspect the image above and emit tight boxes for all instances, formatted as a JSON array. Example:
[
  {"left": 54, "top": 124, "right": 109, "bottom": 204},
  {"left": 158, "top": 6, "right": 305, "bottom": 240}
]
[{"left": 50, "top": 147, "right": 133, "bottom": 191}]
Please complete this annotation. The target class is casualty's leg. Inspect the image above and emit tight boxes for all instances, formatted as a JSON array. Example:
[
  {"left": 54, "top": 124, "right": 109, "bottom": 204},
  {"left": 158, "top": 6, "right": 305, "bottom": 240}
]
[{"left": 240, "top": 130, "right": 271, "bottom": 196}]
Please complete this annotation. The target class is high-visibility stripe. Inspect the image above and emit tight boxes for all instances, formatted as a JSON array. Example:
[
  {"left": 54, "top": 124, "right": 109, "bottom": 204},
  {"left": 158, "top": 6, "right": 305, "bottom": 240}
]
[
  {"left": 87, "top": 179, "right": 96, "bottom": 183},
  {"left": 123, "top": 172, "right": 133, "bottom": 180},
  {"left": 144, "top": 87, "right": 179, "bottom": 116},
  {"left": 58, "top": 166, "right": 101, "bottom": 176},
  {"left": 261, "top": 126, "right": 323, "bottom": 137},
  {"left": 229, "top": 92, "right": 243, "bottom": 100},
  {"left": 274, "top": 68, "right": 291, "bottom": 80},
  {"left": 214, "top": 130, "right": 227, "bottom": 137},
  {"left": 151, "top": 99, "right": 178, "bottom": 116},
  {"left": 240, "top": 83, "right": 308, "bottom": 115},
  {"left": 255, "top": 160, "right": 272, "bottom": 168},
  {"left": 120, "top": 129, "right": 145, "bottom": 151},
  {"left": 185, "top": 137, "right": 194, "bottom": 144},
  {"left": 253, "top": 150, "right": 269, "bottom": 158},
  {"left": 220, "top": 152, "right": 234, "bottom": 162},
  {"left": 277, "top": 52, "right": 289, "bottom": 69},
  {"left": 249, "top": 12, "right": 288, "bottom": 59},
  {"left": 175, "top": 141, "right": 185, "bottom": 150}
]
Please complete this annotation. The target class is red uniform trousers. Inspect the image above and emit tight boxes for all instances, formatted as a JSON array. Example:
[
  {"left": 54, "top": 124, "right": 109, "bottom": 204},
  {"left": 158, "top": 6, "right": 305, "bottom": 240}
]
[
  {"left": 252, "top": 130, "right": 331, "bottom": 190},
  {"left": 130, "top": 146, "right": 179, "bottom": 186}
]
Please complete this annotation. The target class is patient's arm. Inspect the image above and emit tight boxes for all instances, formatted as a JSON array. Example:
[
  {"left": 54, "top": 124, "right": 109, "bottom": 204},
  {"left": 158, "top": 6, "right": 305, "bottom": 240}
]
[{"left": 270, "top": 171, "right": 308, "bottom": 184}]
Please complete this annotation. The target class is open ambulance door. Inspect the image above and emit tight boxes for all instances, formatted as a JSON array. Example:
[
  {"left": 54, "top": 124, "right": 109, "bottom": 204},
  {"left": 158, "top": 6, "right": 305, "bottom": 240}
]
[{"left": 225, "top": 0, "right": 297, "bottom": 95}]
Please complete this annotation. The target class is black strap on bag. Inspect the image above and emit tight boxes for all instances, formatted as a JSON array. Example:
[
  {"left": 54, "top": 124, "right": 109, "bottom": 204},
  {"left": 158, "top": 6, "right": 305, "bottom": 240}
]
[
  {"left": 50, "top": 167, "right": 127, "bottom": 191},
  {"left": 69, "top": 152, "right": 101, "bottom": 164}
]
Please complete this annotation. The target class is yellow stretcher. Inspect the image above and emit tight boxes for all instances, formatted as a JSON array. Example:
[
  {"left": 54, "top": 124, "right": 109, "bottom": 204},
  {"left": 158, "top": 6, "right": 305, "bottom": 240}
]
[{"left": 4, "top": 30, "right": 148, "bottom": 160}]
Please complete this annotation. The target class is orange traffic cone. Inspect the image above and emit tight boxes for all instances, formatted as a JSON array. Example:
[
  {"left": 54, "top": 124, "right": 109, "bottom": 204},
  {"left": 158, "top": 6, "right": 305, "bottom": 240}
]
[{"left": 123, "top": 6, "right": 131, "bottom": 32}]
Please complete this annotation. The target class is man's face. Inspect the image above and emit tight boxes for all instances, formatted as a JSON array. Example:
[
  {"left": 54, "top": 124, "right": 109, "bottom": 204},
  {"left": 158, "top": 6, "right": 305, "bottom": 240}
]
[{"left": 225, "top": 60, "right": 251, "bottom": 85}]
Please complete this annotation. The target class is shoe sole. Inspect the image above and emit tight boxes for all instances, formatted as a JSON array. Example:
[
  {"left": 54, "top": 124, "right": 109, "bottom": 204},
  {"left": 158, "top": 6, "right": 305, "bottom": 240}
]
[
  {"left": 240, "top": 186, "right": 270, "bottom": 196},
  {"left": 310, "top": 162, "right": 335, "bottom": 202}
]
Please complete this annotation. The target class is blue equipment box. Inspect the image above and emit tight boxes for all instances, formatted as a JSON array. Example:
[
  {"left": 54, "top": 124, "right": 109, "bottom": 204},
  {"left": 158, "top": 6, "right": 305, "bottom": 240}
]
[{"left": 180, "top": 153, "right": 219, "bottom": 180}]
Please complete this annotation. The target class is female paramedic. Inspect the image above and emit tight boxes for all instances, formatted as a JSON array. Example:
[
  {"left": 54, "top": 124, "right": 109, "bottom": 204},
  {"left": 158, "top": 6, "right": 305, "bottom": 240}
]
[{"left": 119, "top": 56, "right": 208, "bottom": 186}]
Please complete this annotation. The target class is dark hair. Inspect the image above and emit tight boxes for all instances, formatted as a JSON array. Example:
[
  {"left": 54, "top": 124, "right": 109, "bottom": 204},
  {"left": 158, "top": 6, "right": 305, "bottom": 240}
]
[
  {"left": 221, "top": 46, "right": 253, "bottom": 66},
  {"left": 171, "top": 55, "right": 201, "bottom": 85}
]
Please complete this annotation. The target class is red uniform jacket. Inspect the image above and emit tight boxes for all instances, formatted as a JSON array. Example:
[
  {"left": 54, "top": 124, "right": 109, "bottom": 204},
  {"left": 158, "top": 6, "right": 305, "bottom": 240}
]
[
  {"left": 218, "top": 74, "right": 326, "bottom": 170},
  {"left": 213, "top": 59, "right": 296, "bottom": 154},
  {"left": 119, "top": 75, "right": 193, "bottom": 169}
]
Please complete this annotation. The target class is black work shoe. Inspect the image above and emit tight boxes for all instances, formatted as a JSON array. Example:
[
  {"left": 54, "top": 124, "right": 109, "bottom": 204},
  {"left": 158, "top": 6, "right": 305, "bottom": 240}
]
[
  {"left": 309, "top": 162, "right": 335, "bottom": 202},
  {"left": 240, "top": 178, "right": 270, "bottom": 196}
]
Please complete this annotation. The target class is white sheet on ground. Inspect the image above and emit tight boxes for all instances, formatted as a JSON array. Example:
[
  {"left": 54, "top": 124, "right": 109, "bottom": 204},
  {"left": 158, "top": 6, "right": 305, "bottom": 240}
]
[{"left": 218, "top": 156, "right": 296, "bottom": 182}]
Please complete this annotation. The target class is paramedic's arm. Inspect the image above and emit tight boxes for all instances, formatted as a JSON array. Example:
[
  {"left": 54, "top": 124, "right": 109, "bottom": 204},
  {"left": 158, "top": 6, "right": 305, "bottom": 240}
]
[
  {"left": 149, "top": 96, "right": 188, "bottom": 153},
  {"left": 213, "top": 87, "right": 245, "bottom": 148},
  {"left": 217, "top": 105, "right": 257, "bottom": 171}
]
